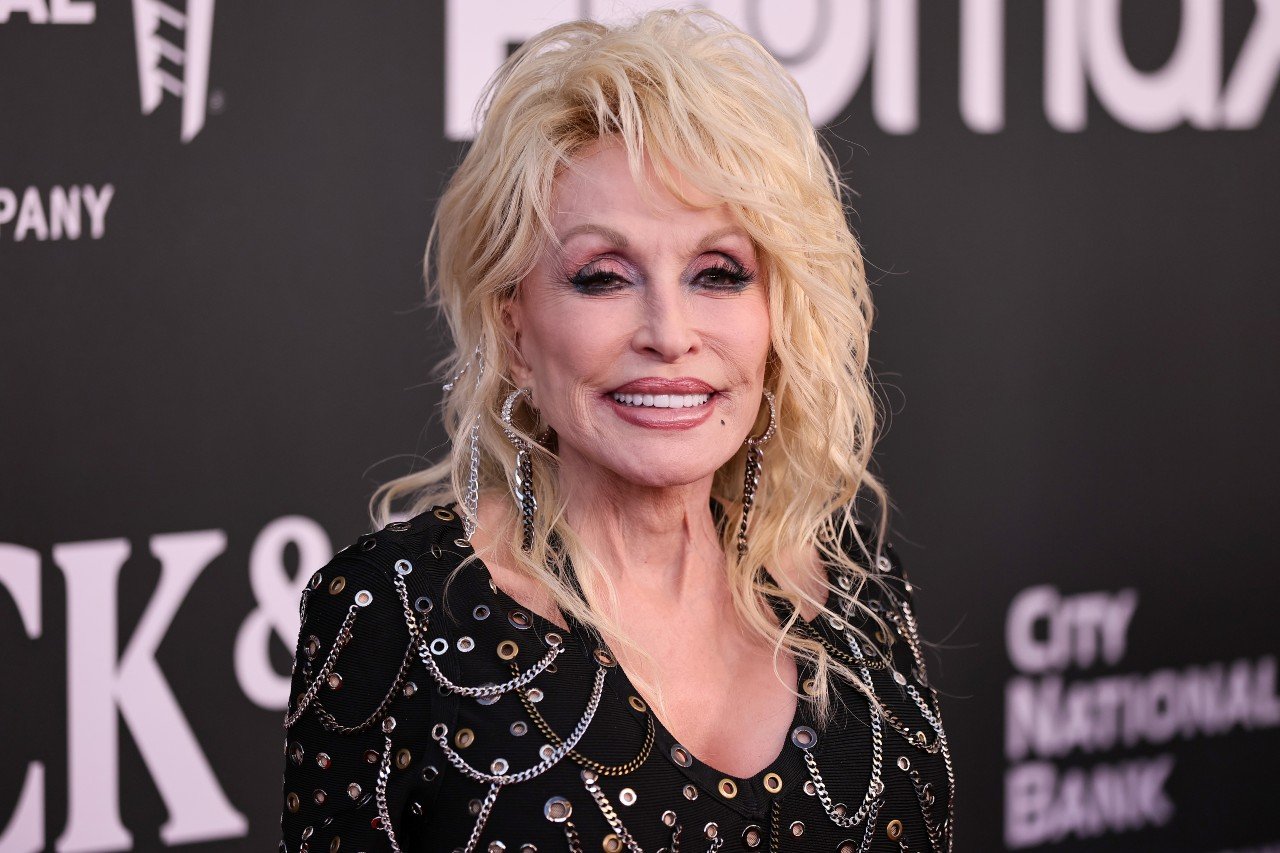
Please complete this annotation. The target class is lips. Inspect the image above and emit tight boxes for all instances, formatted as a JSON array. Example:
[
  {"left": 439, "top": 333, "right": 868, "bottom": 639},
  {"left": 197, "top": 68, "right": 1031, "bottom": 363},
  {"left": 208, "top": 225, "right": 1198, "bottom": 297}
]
[{"left": 608, "top": 377, "right": 717, "bottom": 395}]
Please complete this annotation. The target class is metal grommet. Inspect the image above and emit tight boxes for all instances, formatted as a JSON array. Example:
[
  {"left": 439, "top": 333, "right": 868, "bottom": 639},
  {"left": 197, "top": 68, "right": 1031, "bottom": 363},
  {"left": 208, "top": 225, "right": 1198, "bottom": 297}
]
[
  {"left": 527, "top": 687, "right": 544, "bottom": 703},
  {"left": 434, "top": 507, "right": 456, "bottom": 521},
  {"left": 395, "top": 749, "right": 412, "bottom": 770},
  {"left": 662, "top": 810, "right": 677, "bottom": 827},
  {"left": 454, "top": 728, "right": 475, "bottom": 748},
  {"left": 354, "top": 589, "right": 373, "bottom": 607},
  {"left": 876, "top": 555, "right": 892, "bottom": 573},
  {"left": 628, "top": 695, "right": 648, "bottom": 713},
  {"left": 360, "top": 537, "right": 376, "bottom": 551},
  {"left": 789, "top": 821, "right": 805, "bottom": 837},
  {"left": 682, "top": 784, "right": 698, "bottom": 800},
  {"left": 704, "top": 822, "right": 719, "bottom": 839},
  {"left": 601, "top": 834, "right": 623, "bottom": 853},
  {"left": 473, "top": 604, "right": 491, "bottom": 621},
  {"left": 594, "top": 648, "right": 616, "bottom": 667},
  {"left": 286, "top": 792, "right": 300, "bottom": 812},
  {"left": 790, "top": 725, "right": 817, "bottom": 749},
  {"left": 394, "top": 559, "right": 413, "bottom": 576},
  {"left": 381, "top": 716, "right": 396, "bottom": 733},
  {"left": 386, "top": 521, "right": 411, "bottom": 532},
  {"left": 544, "top": 631, "right": 563, "bottom": 647},
  {"left": 618, "top": 787, "right": 637, "bottom": 806},
  {"left": 508, "top": 609, "right": 532, "bottom": 629},
  {"left": 329, "top": 837, "right": 341, "bottom": 853},
  {"left": 540, "top": 745, "right": 556, "bottom": 761},
  {"left": 670, "top": 745, "right": 692, "bottom": 767},
  {"left": 497, "top": 640, "right": 519, "bottom": 660},
  {"left": 429, "top": 543, "right": 443, "bottom": 559},
  {"left": 429, "top": 637, "right": 449, "bottom": 655},
  {"left": 803, "top": 780, "right": 817, "bottom": 795},
  {"left": 303, "top": 636, "right": 320, "bottom": 659},
  {"left": 886, "top": 819, "right": 904, "bottom": 841},
  {"left": 837, "top": 841, "right": 857, "bottom": 853},
  {"left": 315, "top": 752, "right": 331, "bottom": 769},
  {"left": 457, "top": 636, "right": 475, "bottom": 652},
  {"left": 309, "top": 573, "right": 322, "bottom": 590},
  {"left": 415, "top": 595, "right": 433, "bottom": 614},
  {"left": 763, "top": 772, "right": 783, "bottom": 794},
  {"left": 898, "top": 756, "right": 911, "bottom": 771},
  {"left": 510, "top": 721, "right": 528, "bottom": 736},
  {"left": 802, "top": 678, "right": 818, "bottom": 696},
  {"left": 454, "top": 538, "right": 471, "bottom": 548},
  {"left": 300, "top": 826, "right": 313, "bottom": 840},
  {"left": 490, "top": 758, "right": 509, "bottom": 775},
  {"left": 364, "top": 749, "right": 379, "bottom": 764},
  {"left": 717, "top": 779, "right": 738, "bottom": 799},
  {"left": 467, "top": 799, "right": 482, "bottom": 816},
  {"left": 892, "top": 669, "right": 907, "bottom": 685},
  {"left": 431, "top": 723, "right": 447, "bottom": 740},
  {"left": 421, "top": 764, "right": 439, "bottom": 782},
  {"left": 329, "top": 576, "right": 346, "bottom": 594},
  {"left": 346, "top": 782, "right": 362, "bottom": 800},
  {"left": 477, "top": 683, "right": 501, "bottom": 706},
  {"left": 403, "top": 680, "right": 417, "bottom": 697},
  {"left": 313, "top": 788, "right": 327, "bottom": 805},
  {"left": 544, "top": 795, "right": 573, "bottom": 822},
  {"left": 742, "top": 825, "right": 763, "bottom": 848},
  {"left": 326, "top": 672, "right": 342, "bottom": 690}
]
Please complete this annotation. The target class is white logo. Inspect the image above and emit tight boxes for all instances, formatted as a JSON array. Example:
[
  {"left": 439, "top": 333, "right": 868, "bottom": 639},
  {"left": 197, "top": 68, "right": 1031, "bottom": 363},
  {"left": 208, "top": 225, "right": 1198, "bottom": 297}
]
[{"left": 131, "top": 0, "right": 216, "bottom": 143}]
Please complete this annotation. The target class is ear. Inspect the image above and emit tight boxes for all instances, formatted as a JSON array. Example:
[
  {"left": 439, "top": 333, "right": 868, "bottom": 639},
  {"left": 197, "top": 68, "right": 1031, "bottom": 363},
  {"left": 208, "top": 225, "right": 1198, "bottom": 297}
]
[{"left": 500, "top": 296, "right": 534, "bottom": 388}]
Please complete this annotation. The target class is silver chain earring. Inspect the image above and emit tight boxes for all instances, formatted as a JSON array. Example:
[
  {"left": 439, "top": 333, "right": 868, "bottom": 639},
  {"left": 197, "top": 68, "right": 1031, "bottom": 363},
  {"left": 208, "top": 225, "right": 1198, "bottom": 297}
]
[
  {"left": 501, "top": 388, "right": 539, "bottom": 552},
  {"left": 443, "top": 346, "right": 485, "bottom": 542},
  {"left": 737, "top": 388, "right": 777, "bottom": 560}
]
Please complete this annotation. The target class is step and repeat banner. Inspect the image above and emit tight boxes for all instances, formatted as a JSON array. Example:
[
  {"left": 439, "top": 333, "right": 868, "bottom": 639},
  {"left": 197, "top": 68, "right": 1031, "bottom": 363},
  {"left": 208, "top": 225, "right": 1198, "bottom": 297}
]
[{"left": 2, "top": 1, "right": 1277, "bottom": 851}]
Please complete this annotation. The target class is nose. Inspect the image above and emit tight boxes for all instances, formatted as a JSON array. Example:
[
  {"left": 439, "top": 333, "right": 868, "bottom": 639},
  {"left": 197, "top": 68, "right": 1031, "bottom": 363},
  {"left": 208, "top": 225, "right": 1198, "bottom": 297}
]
[{"left": 631, "top": 277, "right": 700, "bottom": 361}]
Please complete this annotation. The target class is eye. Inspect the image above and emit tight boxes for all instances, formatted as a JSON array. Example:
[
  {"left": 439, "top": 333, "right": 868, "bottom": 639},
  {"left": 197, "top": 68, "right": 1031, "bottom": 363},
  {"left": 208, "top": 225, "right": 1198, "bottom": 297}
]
[
  {"left": 694, "top": 258, "right": 754, "bottom": 290},
  {"left": 567, "top": 266, "right": 628, "bottom": 292}
]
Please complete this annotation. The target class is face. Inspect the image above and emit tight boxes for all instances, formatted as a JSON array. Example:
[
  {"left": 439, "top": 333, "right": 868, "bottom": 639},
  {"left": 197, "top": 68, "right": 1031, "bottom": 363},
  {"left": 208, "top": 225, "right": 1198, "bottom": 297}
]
[{"left": 504, "top": 136, "right": 772, "bottom": 492}]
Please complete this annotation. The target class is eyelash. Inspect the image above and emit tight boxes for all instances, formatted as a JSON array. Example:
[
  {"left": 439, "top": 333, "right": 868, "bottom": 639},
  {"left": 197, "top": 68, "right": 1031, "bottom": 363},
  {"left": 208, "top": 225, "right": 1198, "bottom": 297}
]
[{"left": 567, "top": 259, "right": 755, "bottom": 293}]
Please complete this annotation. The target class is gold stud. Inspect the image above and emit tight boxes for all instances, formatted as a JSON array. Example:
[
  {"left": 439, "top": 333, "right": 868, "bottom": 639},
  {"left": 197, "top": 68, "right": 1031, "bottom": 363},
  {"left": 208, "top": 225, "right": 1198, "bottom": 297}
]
[
  {"left": 718, "top": 778, "right": 738, "bottom": 799},
  {"left": 395, "top": 749, "right": 412, "bottom": 770},
  {"left": 434, "top": 507, "right": 456, "bottom": 521},
  {"left": 455, "top": 728, "right": 475, "bottom": 748},
  {"left": 328, "top": 576, "right": 346, "bottom": 594},
  {"left": 497, "top": 640, "right": 519, "bottom": 660},
  {"left": 628, "top": 695, "right": 648, "bottom": 713},
  {"left": 602, "top": 833, "right": 623, "bottom": 852},
  {"left": 886, "top": 819, "right": 904, "bottom": 841},
  {"left": 763, "top": 772, "right": 783, "bottom": 794}
]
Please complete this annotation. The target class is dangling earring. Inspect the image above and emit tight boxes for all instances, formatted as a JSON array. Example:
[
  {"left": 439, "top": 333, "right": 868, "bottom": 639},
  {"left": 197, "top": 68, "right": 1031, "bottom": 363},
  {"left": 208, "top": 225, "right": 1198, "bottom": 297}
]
[
  {"left": 501, "top": 388, "right": 539, "bottom": 551},
  {"left": 444, "top": 346, "right": 484, "bottom": 542},
  {"left": 737, "top": 389, "right": 777, "bottom": 560}
]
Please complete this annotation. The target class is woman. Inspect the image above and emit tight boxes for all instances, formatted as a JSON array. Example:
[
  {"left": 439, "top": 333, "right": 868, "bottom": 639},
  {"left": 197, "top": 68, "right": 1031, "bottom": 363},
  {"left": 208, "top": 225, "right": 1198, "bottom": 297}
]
[{"left": 280, "top": 9, "right": 954, "bottom": 852}]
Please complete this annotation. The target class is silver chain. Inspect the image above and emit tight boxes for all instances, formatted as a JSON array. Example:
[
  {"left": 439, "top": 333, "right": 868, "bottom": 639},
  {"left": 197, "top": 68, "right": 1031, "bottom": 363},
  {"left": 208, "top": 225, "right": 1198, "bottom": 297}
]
[
  {"left": 462, "top": 351, "right": 484, "bottom": 541},
  {"left": 460, "top": 782, "right": 502, "bottom": 853},
  {"left": 581, "top": 769, "right": 644, "bottom": 853},
  {"left": 375, "top": 734, "right": 404, "bottom": 853},
  {"left": 283, "top": 603, "right": 359, "bottom": 728},
  {"left": 416, "top": 636, "right": 562, "bottom": 697},
  {"left": 431, "top": 666, "right": 607, "bottom": 785}
]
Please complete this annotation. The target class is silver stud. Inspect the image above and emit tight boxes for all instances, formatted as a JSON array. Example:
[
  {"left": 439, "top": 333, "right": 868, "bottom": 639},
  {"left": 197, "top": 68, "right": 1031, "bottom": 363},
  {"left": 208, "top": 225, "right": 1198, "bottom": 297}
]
[
  {"left": 473, "top": 604, "right": 491, "bottom": 621},
  {"left": 347, "top": 782, "right": 362, "bottom": 799},
  {"left": 789, "top": 821, "right": 805, "bottom": 837},
  {"left": 803, "top": 781, "right": 816, "bottom": 795},
  {"left": 386, "top": 521, "right": 411, "bottom": 532},
  {"left": 404, "top": 680, "right": 417, "bottom": 697},
  {"left": 429, "top": 638, "right": 449, "bottom": 655},
  {"left": 682, "top": 784, "right": 698, "bottom": 800},
  {"left": 790, "top": 725, "right": 817, "bottom": 749},
  {"left": 468, "top": 798, "right": 482, "bottom": 816},
  {"left": 527, "top": 687, "right": 545, "bottom": 703},
  {"left": 898, "top": 756, "right": 911, "bottom": 771},
  {"left": 544, "top": 631, "right": 563, "bottom": 647},
  {"left": 544, "top": 796, "right": 572, "bottom": 822},
  {"left": 540, "top": 744, "right": 555, "bottom": 761},
  {"left": 382, "top": 716, "right": 396, "bottom": 733},
  {"left": 414, "top": 595, "right": 433, "bottom": 614},
  {"left": 670, "top": 744, "right": 692, "bottom": 767},
  {"left": 893, "top": 669, "right": 907, "bottom": 686},
  {"left": 703, "top": 822, "right": 718, "bottom": 839},
  {"left": 508, "top": 609, "right": 532, "bottom": 629},
  {"left": 488, "top": 842, "right": 506, "bottom": 852},
  {"left": 662, "top": 810, "right": 677, "bottom": 826},
  {"left": 394, "top": 559, "right": 413, "bottom": 576},
  {"left": 876, "top": 555, "right": 892, "bottom": 573},
  {"left": 354, "top": 589, "right": 373, "bottom": 607},
  {"left": 510, "top": 721, "right": 528, "bottom": 737},
  {"left": 520, "top": 846, "right": 537, "bottom": 853},
  {"left": 742, "top": 825, "right": 763, "bottom": 848},
  {"left": 491, "top": 758, "right": 509, "bottom": 775},
  {"left": 618, "top": 787, "right": 637, "bottom": 806},
  {"left": 457, "top": 636, "right": 475, "bottom": 653}
]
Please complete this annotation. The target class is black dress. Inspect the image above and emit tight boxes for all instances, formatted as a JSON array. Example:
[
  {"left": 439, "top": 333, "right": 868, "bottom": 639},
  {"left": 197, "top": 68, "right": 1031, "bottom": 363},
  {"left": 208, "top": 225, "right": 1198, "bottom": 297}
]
[{"left": 278, "top": 503, "right": 955, "bottom": 852}]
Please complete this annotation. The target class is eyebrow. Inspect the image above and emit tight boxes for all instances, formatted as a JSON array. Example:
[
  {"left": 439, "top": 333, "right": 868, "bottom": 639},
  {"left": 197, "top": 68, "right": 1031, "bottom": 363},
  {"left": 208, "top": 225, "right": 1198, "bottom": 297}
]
[{"left": 557, "top": 224, "right": 751, "bottom": 252}]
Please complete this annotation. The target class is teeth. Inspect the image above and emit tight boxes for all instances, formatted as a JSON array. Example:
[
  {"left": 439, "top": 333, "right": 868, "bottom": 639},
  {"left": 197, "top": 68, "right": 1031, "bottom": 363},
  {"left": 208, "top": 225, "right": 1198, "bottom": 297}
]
[{"left": 611, "top": 392, "right": 712, "bottom": 409}]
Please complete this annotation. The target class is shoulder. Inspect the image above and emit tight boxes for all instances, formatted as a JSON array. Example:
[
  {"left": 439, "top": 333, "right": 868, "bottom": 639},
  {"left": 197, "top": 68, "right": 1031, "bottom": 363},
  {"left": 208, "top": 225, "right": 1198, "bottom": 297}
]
[{"left": 825, "top": 513, "right": 914, "bottom": 607}]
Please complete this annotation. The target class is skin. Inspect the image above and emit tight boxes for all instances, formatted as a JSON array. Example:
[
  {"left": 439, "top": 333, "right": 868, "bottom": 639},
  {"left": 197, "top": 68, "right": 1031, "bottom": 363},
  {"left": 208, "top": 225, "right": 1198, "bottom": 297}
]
[{"left": 474, "top": 136, "right": 823, "bottom": 779}]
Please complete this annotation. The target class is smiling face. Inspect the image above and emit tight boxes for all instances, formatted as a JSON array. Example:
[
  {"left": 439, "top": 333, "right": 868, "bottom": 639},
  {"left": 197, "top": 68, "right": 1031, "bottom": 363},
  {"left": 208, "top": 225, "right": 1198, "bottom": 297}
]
[{"left": 504, "top": 137, "right": 773, "bottom": 492}]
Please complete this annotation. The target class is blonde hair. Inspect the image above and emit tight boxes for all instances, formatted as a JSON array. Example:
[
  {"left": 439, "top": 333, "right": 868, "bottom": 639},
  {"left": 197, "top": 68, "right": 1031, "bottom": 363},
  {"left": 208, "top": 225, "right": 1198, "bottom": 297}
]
[{"left": 371, "top": 8, "right": 898, "bottom": 724}]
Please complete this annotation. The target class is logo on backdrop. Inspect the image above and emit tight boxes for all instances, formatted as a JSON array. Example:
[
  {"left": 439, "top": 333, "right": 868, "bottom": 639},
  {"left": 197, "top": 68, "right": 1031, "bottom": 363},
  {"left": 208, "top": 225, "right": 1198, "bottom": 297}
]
[
  {"left": 1002, "top": 584, "right": 1280, "bottom": 849},
  {"left": 445, "top": 0, "right": 1280, "bottom": 139},
  {"left": 131, "top": 0, "right": 216, "bottom": 143},
  {"left": 0, "top": 0, "right": 216, "bottom": 143},
  {"left": 0, "top": 185, "right": 114, "bottom": 242}
]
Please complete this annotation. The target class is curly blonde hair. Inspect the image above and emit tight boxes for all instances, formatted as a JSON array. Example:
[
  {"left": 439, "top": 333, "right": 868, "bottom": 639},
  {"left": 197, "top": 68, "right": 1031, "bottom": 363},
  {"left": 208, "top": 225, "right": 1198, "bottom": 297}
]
[{"left": 371, "top": 8, "right": 897, "bottom": 725}]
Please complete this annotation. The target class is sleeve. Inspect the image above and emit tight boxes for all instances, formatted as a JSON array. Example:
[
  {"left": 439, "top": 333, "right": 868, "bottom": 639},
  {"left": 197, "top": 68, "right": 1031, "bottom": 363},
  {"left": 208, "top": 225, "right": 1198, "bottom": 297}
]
[{"left": 278, "top": 535, "right": 444, "bottom": 852}]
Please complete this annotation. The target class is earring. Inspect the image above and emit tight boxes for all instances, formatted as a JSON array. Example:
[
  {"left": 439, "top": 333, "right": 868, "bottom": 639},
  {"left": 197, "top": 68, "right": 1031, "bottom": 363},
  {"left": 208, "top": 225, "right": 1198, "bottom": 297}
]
[
  {"left": 737, "top": 389, "right": 777, "bottom": 560},
  {"left": 443, "top": 347, "right": 485, "bottom": 542},
  {"left": 501, "top": 388, "right": 539, "bottom": 551}
]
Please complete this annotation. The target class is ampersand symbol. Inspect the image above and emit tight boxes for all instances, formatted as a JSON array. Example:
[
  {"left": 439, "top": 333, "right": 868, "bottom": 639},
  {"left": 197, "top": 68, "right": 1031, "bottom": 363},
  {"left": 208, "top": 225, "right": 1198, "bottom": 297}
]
[{"left": 234, "top": 515, "right": 333, "bottom": 709}]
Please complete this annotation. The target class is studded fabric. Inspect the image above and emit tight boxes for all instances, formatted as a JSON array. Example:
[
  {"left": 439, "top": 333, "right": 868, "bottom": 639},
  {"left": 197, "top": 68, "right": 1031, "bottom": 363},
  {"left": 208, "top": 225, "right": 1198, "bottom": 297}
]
[{"left": 279, "top": 505, "right": 954, "bottom": 852}]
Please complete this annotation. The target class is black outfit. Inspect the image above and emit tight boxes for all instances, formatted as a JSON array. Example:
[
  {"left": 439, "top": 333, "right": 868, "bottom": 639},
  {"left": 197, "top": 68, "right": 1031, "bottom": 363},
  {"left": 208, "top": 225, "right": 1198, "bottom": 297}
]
[{"left": 279, "top": 502, "right": 955, "bottom": 852}]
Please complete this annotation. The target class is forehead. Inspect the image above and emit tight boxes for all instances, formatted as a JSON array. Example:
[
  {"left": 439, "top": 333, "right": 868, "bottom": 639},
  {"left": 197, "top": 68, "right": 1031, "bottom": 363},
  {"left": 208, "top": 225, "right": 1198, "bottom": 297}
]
[{"left": 549, "top": 137, "right": 737, "bottom": 234}]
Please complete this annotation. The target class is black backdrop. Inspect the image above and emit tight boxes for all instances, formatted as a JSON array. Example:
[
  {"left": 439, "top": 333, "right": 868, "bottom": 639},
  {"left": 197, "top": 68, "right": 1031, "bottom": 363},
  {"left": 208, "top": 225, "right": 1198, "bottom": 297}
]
[{"left": 2, "top": 2, "right": 1278, "bottom": 851}]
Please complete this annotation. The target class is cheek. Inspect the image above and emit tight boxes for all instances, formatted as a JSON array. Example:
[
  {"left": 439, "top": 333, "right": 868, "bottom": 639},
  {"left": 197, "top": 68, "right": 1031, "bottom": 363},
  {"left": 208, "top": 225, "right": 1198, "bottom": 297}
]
[{"left": 522, "top": 298, "right": 625, "bottom": 394}]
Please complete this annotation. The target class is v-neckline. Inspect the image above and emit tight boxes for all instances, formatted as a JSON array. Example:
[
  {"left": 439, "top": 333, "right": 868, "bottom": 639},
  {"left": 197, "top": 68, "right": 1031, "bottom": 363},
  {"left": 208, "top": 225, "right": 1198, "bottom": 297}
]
[{"left": 438, "top": 500, "right": 830, "bottom": 816}]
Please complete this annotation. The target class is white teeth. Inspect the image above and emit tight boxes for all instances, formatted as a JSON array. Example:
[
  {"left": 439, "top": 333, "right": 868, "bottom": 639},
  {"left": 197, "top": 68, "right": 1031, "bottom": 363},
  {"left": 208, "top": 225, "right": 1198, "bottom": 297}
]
[{"left": 611, "top": 392, "right": 712, "bottom": 409}]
